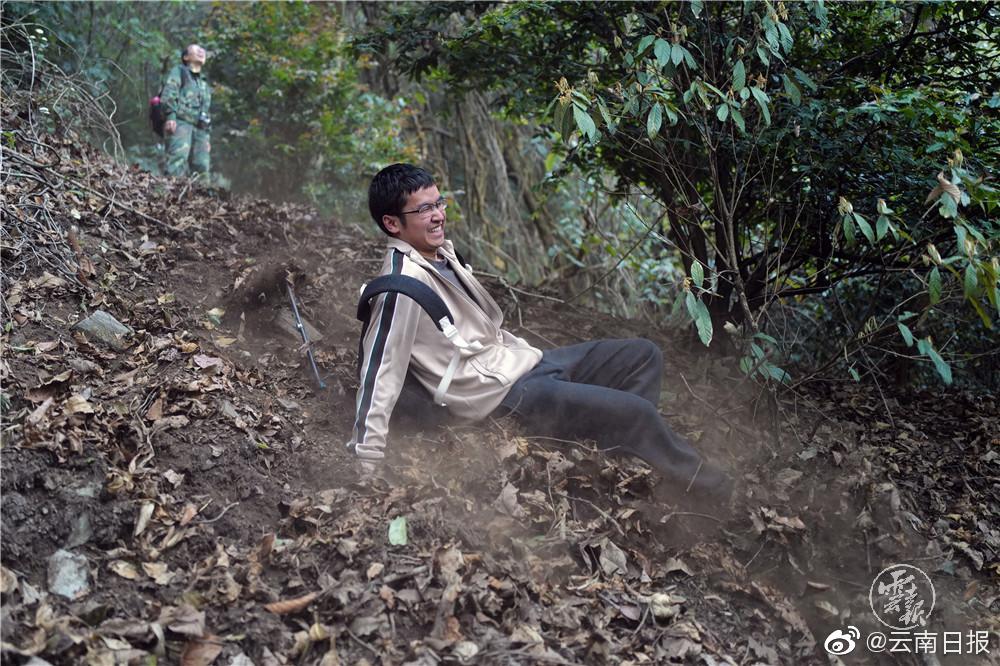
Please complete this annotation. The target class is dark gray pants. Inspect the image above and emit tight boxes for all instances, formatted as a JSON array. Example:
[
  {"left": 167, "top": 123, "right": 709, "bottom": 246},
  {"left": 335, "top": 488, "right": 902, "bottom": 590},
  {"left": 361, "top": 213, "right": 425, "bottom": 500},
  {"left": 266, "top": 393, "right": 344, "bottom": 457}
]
[{"left": 497, "top": 339, "right": 705, "bottom": 483}]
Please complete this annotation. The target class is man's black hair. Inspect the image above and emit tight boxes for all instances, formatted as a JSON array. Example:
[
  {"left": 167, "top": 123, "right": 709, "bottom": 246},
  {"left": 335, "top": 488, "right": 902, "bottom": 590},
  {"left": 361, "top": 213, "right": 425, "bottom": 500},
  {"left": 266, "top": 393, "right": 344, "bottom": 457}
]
[{"left": 368, "top": 163, "right": 436, "bottom": 236}]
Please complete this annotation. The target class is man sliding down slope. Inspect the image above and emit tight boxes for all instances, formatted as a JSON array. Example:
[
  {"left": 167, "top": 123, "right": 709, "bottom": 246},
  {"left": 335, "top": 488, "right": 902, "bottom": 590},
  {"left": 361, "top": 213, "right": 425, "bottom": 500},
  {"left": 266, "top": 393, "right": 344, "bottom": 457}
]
[{"left": 348, "top": 163, "right": 731, "bottom": 502}]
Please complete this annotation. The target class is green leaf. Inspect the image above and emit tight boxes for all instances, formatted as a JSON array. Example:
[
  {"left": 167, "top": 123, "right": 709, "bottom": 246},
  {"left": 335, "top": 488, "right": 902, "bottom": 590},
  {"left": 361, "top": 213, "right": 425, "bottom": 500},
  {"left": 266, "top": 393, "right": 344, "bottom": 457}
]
[
  {"left": 685, "top": 291, "right": 714, "bottom": 347},
  {"left": 732, "top": 60, "right": 746, "bottom": 91},
  {"left": 739, "top": 355, "right": 753, "bottom": 375},
  {"left": 848, "top": 366, "right": 861, "bottom": 382},
  {"left": 938, "top": 191, "right": 959, "bottom": 218},
  {"left": 842, "top": 214, "right": 856, "bottom": 245},
  {"left": 897, "top": 322, "right": 914, "bottom": 347},
  {"left": 792, "top": 67, "right": 817, "bottom": 91},
  {"left": 647, "top": 103, "right": 663, "bottom": 139},
  {"left": 920, "top": 339, "right": 952, "bottom": 385},
  {"left": 781, "top": 74, "right": 801, "bottom": 106},
  {"left": 682, "top": 46, "right": 697, "bottom": 70},
  {"left": 766, "top": 363, "right": 791, "bottom": 383},
  {"left": 637, "top": 35, "right": 655, "bottom": 56},
  {"left": 750, "top": 87, "right": 770, "bottom": 125},
  {"left": 654, "top": 38, "right": 671, "bottom": 68},
  {"left": 754, "top": 332, "right": 778, "bottom": 344},
  {"left": 929, "top": 267, "right": 941, "bottom": 305},
  {"left": 388, "top": 516, "right": 408, "bottom": 545},
  {"left": 716, "top": 103, "right": 729, "bottom": 122},
  {"left": 691, "top": 0, "right": 703, "bottom": 17},
  {"left": 854, "top": 212, "right": 874, "bottom": 244},
  {"left": 671, "top": 43, "right": 684, "bottom": 66},
  {"left": 730, "top": 107, "right": 746, "bottom": 133},
  {"left": 597, "top": 100, "right": 616, "bottom": 135},
  {"left": 964, "top": 264, "right": 979, "bottom": 297},
  {"left": 777, "top": 22, "right": 794, "bottom": 53},
  {"left": 690, "top": 260, "right": 704, "bottom": 288},
  {"left": 756, "top": 45, "right": 770, "bottom": 66},
  {"left": 876, "top": 215, "right": 889, "bottom": 240},
  {"left": 573, "top": 105, "right": 597, "bottom": 142}
]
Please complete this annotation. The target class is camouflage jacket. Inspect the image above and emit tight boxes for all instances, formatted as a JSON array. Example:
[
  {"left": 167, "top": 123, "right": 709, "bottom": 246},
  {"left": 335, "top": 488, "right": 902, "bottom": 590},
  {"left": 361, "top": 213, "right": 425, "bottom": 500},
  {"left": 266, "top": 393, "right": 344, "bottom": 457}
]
[{"left": 161, "top": 65, "right": 211, "bottom": 126}]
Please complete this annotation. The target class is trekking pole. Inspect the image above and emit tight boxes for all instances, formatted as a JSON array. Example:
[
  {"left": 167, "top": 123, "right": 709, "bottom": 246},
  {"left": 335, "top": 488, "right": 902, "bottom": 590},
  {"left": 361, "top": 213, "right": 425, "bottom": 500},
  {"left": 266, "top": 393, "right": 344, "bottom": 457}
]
[{"left": 286, "top": 284, "right": 326, "bottom": 390}]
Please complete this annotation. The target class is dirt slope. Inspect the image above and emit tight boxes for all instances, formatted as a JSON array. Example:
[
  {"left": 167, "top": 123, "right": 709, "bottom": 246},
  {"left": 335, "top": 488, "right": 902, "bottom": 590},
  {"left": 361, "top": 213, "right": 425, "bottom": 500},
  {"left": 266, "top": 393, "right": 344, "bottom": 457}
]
[{"left": 2, "top": 100, "right": 997, "bottom": 665}]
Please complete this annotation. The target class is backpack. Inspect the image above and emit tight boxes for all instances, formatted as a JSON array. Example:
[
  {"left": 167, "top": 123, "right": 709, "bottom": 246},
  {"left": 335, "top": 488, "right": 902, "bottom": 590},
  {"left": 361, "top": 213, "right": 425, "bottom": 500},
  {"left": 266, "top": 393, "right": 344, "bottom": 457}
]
[{"left": 149, "top": 66, "right": 192, "bottom": 137}]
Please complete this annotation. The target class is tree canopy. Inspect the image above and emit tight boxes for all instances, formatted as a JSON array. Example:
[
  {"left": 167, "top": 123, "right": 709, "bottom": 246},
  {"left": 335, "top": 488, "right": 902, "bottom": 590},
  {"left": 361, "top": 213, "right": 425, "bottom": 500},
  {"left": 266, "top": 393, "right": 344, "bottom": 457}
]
[{"left": 359, "top": 0, "right": 1000, "bottom": 387}]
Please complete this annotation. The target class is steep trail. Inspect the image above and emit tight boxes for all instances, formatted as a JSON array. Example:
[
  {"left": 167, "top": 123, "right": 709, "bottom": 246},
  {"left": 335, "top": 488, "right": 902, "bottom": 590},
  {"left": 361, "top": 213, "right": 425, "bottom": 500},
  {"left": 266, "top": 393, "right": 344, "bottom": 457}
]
[{"left": 2, "top": 107, "right": 996, "bottom": 664}]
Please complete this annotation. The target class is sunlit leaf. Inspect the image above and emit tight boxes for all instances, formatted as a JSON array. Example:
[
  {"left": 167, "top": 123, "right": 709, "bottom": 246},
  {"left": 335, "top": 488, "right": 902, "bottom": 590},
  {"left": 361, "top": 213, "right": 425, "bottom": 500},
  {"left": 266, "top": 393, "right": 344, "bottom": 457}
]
[
  {"left": 685, "top": 291, "right": 713, "bottom": 347},
  {"left": 854, "top": 212, "right": 874, "bottom": 244},
  {"left": 690, "top": 260, "right": 704, "bottom": 288},
  {"left": 573, "top": 105, "right": 597, "bottom": 142},
  {"left": 654, "top": 38, "right": 671, "bottom": 68}
]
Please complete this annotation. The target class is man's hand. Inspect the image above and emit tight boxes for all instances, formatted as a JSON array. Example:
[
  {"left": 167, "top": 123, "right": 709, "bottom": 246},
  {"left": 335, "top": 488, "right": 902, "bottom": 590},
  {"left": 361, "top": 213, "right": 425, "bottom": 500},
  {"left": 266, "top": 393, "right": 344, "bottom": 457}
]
[{"left": 164, "top": 120, "right": 177, "bottom": 135}]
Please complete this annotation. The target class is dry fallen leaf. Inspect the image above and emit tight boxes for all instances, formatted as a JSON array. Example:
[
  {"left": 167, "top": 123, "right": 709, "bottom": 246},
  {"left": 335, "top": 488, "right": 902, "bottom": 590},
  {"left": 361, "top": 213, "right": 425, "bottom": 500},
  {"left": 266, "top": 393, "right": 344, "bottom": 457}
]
[
  {"left": 134, "top": 502, "right": 155, "bottom": 537},
  {"left": 161, "top": 604, "right": 206, "bottom": 637},
  {"left": 142, "top": 562, "right": 175, "bottom": 586},
  {"left": 163, "top": 469, "right": 185, "bottom": 488},
  {"left": 1, "top": 565, "right": 19, "bottom": 594},
  {"left": 180, "top": 634, "right": 223, "bottom": 666},
  {"left": 64, "top": 394, "right": 95, "bottom": 414},
  {"left": 109, "top": 560, "right": 141, "bottom": 580},
  {"left": 264, "top": 592, "right": 318, "bottom": 614},
  {"left": 366, "top": 563, "right": 385, "bottom": 580}
]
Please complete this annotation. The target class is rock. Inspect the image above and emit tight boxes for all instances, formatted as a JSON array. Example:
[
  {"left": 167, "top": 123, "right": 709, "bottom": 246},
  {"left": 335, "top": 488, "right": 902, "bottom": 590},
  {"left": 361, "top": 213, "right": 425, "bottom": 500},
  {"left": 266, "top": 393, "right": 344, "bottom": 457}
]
[
  {"left": 47, "top": 549, "right": 89, "bottom": 600},
  {"left": 70, "top": 310, "right": 132, "bottom": 350},
  {"left": 65, "top": 512, "right": 93, "bottom": 548}
]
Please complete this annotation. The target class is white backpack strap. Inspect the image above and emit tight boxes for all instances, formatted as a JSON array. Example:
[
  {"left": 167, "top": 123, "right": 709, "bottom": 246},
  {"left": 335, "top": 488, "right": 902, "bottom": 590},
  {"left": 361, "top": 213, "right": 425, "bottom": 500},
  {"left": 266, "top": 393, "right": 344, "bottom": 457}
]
[{"left": 433, "top": 318, "right": 483, "bottom": 406}]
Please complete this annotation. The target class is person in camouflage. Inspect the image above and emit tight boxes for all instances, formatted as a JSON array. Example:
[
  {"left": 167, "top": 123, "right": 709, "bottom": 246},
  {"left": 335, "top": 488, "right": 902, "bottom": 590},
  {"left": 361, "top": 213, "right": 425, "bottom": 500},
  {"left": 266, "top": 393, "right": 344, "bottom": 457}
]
[{"left": 161, "top": 44, "right": 212, "bottom": 178}]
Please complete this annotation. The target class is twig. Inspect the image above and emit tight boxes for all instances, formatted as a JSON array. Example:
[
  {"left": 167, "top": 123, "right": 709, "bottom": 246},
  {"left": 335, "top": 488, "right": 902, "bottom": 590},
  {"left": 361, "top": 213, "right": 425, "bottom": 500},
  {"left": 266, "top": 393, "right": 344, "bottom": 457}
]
[
  {"left": 554, "top": 491, "right": 625, "bottom": 536},
  {"left": 196, "top": 501, "right": 238, "bottom": 524},
  {"left": 345, "top": 628, "right": 379, "bottom": 657},
  {"left": 660, "top": 511, "right": 724, "bottom": 524},
  {"left": 1, "top": 146, "right": 170, "bottom": 229}
]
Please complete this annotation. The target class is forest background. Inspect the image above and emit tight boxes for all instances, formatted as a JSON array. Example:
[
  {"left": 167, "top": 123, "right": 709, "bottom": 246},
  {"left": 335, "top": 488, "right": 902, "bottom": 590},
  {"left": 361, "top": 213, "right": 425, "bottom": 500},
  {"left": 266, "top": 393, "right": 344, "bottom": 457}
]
[{"left": 5, "top": 0, "right": 998, "bottom": 394}]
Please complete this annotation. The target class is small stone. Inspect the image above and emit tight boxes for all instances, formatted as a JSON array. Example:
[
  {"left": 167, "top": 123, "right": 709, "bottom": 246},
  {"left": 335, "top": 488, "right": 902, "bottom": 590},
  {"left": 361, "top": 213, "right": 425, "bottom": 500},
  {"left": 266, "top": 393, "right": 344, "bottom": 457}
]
[
  {"left": 453, "top": 641, "right": 479, "bottom": 661},
  {"left": 47, "top": 549, "right": 90, "bottom": 600},
  {"left": 70, "top": 310, "right": 132, "bottom": 350},
  {"left": 65, "top": 512, "right": 93, "bottom": 548}
]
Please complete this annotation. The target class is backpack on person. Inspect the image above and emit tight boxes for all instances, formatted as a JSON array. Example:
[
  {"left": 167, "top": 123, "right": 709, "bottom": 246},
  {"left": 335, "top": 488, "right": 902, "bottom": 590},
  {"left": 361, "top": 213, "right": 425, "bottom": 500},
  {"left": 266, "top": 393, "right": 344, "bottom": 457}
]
[{"left": 149, "top": 65, "right": 192, "bottom": 138}]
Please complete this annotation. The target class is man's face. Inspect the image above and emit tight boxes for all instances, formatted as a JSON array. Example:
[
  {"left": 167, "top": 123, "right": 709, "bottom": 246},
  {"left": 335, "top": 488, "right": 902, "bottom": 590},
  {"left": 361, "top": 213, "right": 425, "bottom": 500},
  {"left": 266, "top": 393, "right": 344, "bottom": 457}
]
[
  {"left": 383, "top": 186, "right": 447, "bottom": 260},
  {"left": 185, "top": 45, "right": 207, "bottom": 69}
]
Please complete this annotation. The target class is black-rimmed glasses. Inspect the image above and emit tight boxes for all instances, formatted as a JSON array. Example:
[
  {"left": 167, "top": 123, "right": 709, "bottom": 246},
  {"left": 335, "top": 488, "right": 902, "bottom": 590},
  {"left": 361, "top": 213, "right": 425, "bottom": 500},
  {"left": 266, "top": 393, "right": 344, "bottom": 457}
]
[{"left": 399, "top": 198, "right": 447, "bottom": 217}]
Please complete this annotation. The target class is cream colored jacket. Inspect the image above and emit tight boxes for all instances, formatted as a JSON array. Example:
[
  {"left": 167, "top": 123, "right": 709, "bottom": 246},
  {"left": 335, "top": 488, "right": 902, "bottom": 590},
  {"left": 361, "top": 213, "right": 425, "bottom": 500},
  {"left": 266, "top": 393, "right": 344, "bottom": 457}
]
[{"left": 349, "top": 238, "right": 542, "bottom": 459}]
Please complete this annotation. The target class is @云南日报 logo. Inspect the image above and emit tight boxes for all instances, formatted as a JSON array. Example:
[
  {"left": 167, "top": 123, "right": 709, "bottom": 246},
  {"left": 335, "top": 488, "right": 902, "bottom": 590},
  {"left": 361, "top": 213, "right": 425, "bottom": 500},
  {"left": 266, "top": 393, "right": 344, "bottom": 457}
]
[{"left": 869, "top": 564, "right": 935, "bottom": 630}]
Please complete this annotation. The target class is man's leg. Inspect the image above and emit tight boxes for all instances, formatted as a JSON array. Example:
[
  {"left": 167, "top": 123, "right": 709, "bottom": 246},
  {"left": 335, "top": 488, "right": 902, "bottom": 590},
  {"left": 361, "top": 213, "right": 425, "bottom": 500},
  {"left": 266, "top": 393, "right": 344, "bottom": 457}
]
[
  {"left": 190, "top": 127, "right": 211, "bottom": 175},
  {"left": 165, "top": 121, "right": 193, "bottom": 177},
  {"left": 499, "top": 339, "right": 729, "bottom": 494},
  {"left": 540, "top": 338, "right": 663, "bottom": 404}
]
